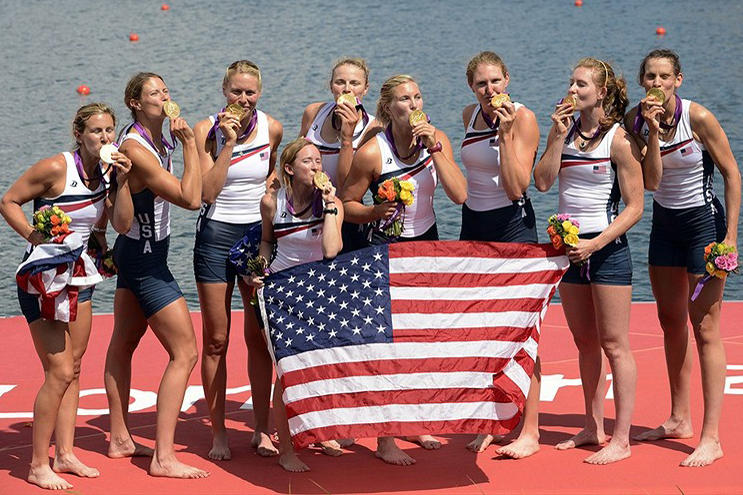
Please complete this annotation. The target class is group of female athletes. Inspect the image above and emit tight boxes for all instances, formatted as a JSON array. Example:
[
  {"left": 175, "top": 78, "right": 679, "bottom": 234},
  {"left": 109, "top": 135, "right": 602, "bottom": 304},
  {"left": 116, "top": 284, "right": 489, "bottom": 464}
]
[{"left": 1, "top": 48, "right": 739, "bottom": 489}]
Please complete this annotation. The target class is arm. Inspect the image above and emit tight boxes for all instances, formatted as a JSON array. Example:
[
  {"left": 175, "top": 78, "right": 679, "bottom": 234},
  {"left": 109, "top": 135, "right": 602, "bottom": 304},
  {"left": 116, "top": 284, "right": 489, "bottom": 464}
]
[
  {"left": 265, "top": 115, "right": 284, "bottom": 192},
  {"left": 245, "top": 192, "right": 278, "bottom": 287},
  {"left": 568, "top": 128, "right": 644, "bottom": 264},
  {"left": 333, "top": 100, "right": 359, "bottom": 191},
  {"left": 534, "top": 102, "right": 573, "bottom": 192},
  {"left": 339, "top": 140, "right": 397, "bottom": 224},
  {"left": 496, "top": 104, "right": 540, "bottom": 200},
  {"left": 634, "top": 97, "right": 665, "bottom": 191},
  {"left": 320, "top": 184, "right": 344, "bottom": 258},
  {"left": 194, "top": 114, "right": 236, "bottom": 204},
  {"left": 0, "top": 155, "right": 65, "bottom": 245},
  {"left": 412, "top": 121, "right": 467, "bottom": 204},
  {"left": 691, "top": 102, "right": 741, "bottom": 247},
  {"left": 103, "top": 150, "right": 134, "bottom": 234},
  {"left": 126, "top": 117, "right": 202, "bottom": 210}
]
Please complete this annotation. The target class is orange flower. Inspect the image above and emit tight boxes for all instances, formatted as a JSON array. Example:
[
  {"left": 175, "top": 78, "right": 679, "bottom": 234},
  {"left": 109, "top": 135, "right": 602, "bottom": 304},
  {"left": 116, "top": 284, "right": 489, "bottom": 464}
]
[
  {"left": 551, "top": 234, "right": 564, "bottom": 250},
  {"left": 60, "top": 224, "right": 70, "bottom": 233},
  {"left": 704, "top": 242, "right": 714, "bottom": 257},
  {"left": 51, "top": 226, "right": 60, "bottom": 235},
  {"left": 547, "top": 225, "right": 556, "bottom": 236},
  {"left": 378, "top": 180, "right": 397, "bottom": 202},
  {"left": 50, "top": 215, "right": 60, "bottom": 226}
]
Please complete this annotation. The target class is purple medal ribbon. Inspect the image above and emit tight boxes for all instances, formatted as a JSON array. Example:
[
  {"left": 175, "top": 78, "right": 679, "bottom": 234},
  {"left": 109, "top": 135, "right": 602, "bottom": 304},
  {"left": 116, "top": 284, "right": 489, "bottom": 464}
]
[
  {"left": 132, "top": 121, "right": 176, "bottom": 154},
  {"left": 690, "top": 274, "right": 712, "bottom": 301},
  {"left": 331, "top": 99, "right": 370, "bottom": 138},
  {"left": 480, "top": 104, "right": 500, "bottom": 130},
  {"left": 632, "top": 94, "right": 682, "bottom": 134},
  {"left": 567, "top": 117, "right": 602, "bottom": 145},
  {"left": 384, "top": 124, "right": 423, "bottom": 161},
  {"left": 73, "top": 149, "right": 112, "bottom": 185},
  {"left": 580, "top": 259, "right": 591, "bottom": 281},
  {"left": 286, "top": 188, "right": 324, "bottom": 219},
  {"left": 379, "top": 202, "right": 405, "bottom": 231},
  {"left": 207, "top": 107, "right": 258, "bottom": 143}
]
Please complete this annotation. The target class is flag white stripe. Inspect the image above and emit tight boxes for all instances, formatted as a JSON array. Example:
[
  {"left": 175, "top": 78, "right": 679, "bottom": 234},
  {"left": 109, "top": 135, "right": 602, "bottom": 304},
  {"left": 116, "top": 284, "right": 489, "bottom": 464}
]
[
  {"left": 284, "top": 370, "right": 501, "bottom": 403},
  {"left": 277, "top": 340, "right": 528, "bottom": 374},
  {"left": 392, "top": 310, "right": 539, "bottom": 329},
  {"left": 390, "top": 284, "right": 556, "bottom": 300},
  {"left": 288, "top": 400, "right": 520, "bottom": 435},
  {"left": 503, "top": 359, "right": 531, "bottom": 397},
  {"left": 389, "top": 255, "right": 568, "bottom": 274}
]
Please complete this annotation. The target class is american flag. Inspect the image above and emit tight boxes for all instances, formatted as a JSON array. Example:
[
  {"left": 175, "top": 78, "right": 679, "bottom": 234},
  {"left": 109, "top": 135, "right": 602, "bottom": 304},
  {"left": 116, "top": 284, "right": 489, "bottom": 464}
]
[{"left": 259, "top": 241, "right": 569, "bottom": 448}]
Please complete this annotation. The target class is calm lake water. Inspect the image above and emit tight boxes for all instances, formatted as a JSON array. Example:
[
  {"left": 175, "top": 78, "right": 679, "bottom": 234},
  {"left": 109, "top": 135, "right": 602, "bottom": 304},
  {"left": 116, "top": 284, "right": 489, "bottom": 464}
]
[{"left": 0, "top": 0, "right": 741, "bottom": 316}]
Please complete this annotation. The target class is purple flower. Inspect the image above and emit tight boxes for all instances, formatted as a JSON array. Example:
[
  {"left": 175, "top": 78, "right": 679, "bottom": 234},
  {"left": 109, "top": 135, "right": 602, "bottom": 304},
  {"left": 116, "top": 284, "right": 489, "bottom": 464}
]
[{"left": 714, "top": 253, "right": 739, "bottom": 272}]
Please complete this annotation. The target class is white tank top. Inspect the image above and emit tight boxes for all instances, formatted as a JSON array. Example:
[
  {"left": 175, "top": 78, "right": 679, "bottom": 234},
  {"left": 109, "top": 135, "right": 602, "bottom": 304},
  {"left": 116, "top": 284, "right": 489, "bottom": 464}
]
[
  {"left": 119, "top": 128, "right": 172, "bottom": 242},
  {"left": 638, "top": 98, "right": 716, "bottom": 209},
  {"left": 373, "top": 132, "right": 437, "bottom": 237},
  {"left": 199, "top": 110, "right": 271, "bottom": 224},
  {"left": 461, "top": 102, "right": 525, "bottom": 211},
  {"left": 33, "top": 152, "right": 109, "bottom": 248},
  {"left": 305, "top": 102, "right": 376, "bottom": 184},
  {"left": 559, "top": 122, "right": 621, "bottom": 234},
  {"left": 270, "top": 188, "right": 325, "bottom": 273}
]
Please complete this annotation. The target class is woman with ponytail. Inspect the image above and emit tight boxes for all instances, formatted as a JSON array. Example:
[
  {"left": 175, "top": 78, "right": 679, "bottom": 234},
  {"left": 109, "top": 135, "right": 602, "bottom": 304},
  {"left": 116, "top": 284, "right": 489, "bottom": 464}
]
[
  {"left": 625, "top": 49, "right": 740, "bottom": 467},
  {"left": 534, "top": 58, "right": 644, "bottom": 464}
]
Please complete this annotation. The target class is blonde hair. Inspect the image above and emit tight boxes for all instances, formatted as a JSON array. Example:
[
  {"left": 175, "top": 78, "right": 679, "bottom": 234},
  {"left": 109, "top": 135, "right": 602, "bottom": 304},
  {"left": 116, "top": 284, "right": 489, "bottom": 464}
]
[
  {"left": 466, "top": 51, "right": 509, "bottom": 86},
  {"left": 574, "top": 57, "right": 628, "bottom": 129},
  {"left": 376, "top": 74, "right": 417, "bottom": 125},
  {"left": 331, "top": 57, "right": 370, "bottom": 86},
  {"left": 223, "top": 60, "right": 262, "bottom": 90},
  {"left": 278, "top": 137, "right": 315, "bottom": 194},
  {"left": 72, "top": 103, "right": 116, "bottom": 150},
  {"left": 124, "top": 72, "right": 164, "bottom": 121}
]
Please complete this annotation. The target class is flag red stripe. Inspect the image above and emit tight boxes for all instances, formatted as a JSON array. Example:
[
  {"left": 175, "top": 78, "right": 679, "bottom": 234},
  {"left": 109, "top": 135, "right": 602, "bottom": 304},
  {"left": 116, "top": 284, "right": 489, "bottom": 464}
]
[
  {"left": 292, "top": 417, "right": 522, "bottom": 449},
  {"left": 273, "top": 220, "right": 323, "bottom": 239},
  {"left": 393, "top": 325, "right": 536, "bottom": 343},
  {"left": 390, "top": 269, "right": 566, "bottom": 288},
  {"left": 285, "top": 386, "right": 518, "bottom": 418},
  {"left": 391, "top": 297, "right": 546, "bottom": 314},
  {"left": 229, "top": 143, "right": 269, "bottom": 165},
  {"left": 281, "top": 356, "right": 513, "bottom": 388},
  {"left": 388, "top": 241, "right": 563, "bottom": 260},
  {"left": 461, "top": 133, "right": 495, "bottom": 148}
]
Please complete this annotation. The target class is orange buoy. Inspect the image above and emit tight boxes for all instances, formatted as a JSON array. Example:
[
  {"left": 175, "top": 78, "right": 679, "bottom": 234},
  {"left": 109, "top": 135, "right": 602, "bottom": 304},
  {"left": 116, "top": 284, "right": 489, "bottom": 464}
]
[
  {"left": 76, "top": 85, "right": 91, "bottom": 95},
  {"left": 656, "top": 26, "right": 666, "bottom": 36},
  {"left": 129, "top": 32, "right": 139, "bottom": 42},
  {"left": 161, "top": 3, "right": 170, "bottom": 10},
  {"left": 575, "top": 0, "right": 583, "bottom": 6}
]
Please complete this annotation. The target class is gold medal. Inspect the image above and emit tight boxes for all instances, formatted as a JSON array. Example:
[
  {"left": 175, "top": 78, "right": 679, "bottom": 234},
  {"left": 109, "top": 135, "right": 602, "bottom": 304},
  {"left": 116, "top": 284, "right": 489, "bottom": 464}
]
[
  {"left": 408, "top": 109, "right": 427, "bottom": 127},
  {"left": 563, "top": 95, "right": 577, "bottom": 110},
  {"left": 225, "top": 103, "right": 246, "bottom": 120},
  {"left": 313, "top": 171, "right": 330, "bottom": 190},
  {"left": 646, "top": 88, "right": 666, "bottom": 104},
  {"left": 163, "top": 100, "right": 180, "bottom": 119},
  {"left": 336, "top": 93, "right": 357, "bottom": 107},
  {"left": 99, "top": 144, "right": 118, "bottom": 164},
  {"left": 490, "top": 93, "right": 511, "bottom": 109}
]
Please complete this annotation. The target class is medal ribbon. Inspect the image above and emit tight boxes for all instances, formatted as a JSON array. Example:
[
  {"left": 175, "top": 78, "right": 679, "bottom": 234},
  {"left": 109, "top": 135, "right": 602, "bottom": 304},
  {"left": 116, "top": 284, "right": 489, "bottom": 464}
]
[
  {"left": 331, "top": 100, "right": 370, "bottom": 139},
  {"left": 632, "top": 94, "right": 682, "bottom": 134},
  {"left": 207, "top": 107, "right": 258, "bottom": 143},
  {"left": 286, "top": 188, "right": 324, "bottom": 219},
  {"left": 480, "top": 105, "right": 500, "bottom": 130},
  {"left": 132, "top": 121, "right": 176, "bottom": 154},
  {"left": 384, "top": 124, "right": 423, "bottom": 161},
  {"left": 73, "top": 150, "right": 112, "bottom": 185}
]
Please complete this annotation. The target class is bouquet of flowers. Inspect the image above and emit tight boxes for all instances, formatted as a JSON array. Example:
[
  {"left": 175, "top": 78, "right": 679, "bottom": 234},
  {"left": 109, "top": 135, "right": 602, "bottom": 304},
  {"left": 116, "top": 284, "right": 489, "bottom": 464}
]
[
  {"left": 546, "top": 214, "right": 580, "bottom": 250},
  {"left": 87, "top": 231, "right": 117, "bottom": 278},
  {"left": 691, "top": 242, "right": 738, "bottom": 301},
  {"left": 33, "top": 205, "right": 72, "bottom": 241},
  {"left": 245, "top": 255, "right": 269, "bottom": 277},
  {"left": 374, "top": 177, "right": 414, "bottom": 237}
]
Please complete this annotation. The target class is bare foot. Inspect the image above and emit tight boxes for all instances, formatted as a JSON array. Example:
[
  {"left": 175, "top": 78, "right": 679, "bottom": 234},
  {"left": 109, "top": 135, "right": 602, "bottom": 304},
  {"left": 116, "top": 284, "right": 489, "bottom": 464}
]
[
  {"left": 405, "top": 435, "right": 441, "bottom": 450},
  {"left": 28, "top": 464, "right": 73, "bottom": 490},
  {"left": 633, "top": 419, "right": 693, "bottom": 441},
  {"left": 467, "top": 434, "right": 504, "bottom": 453},
  {"left": 108, "top": 436, "right": 154, "bottom": 458},
  {"left": 317, "top": 440, "right": 343, "bottom": 456},
  {"left": 53, "top": 452, "right": 100, "bottom": 477},
  {"left": 252, "top": 431, "right": 279, "bottom": 457},
  {"left": 496, "top": 435, "right": 540, "bottom": 459},
  {"left": 279, "top": 452, "right": 310, "bottom": 472},
  {"left": 556, "top": 429, "right": 606, "bottom": 450},
  {"left": 680, "top": 439, "right": 723, "bottom": 467},
  {"left": 337, "top": 438, "right": 355, "bottom": 448},
  {"left": 584, "top": 441, "right": 631, "bottom": 465},
  {"left": 376, "top": 437, "right": 416, "bottom": 466},
  {"left": 149, "top": 456, "right": 209, "bottom": 479},
  {"left": 208, "top": 431, "right": 231, "bottom": 461}
]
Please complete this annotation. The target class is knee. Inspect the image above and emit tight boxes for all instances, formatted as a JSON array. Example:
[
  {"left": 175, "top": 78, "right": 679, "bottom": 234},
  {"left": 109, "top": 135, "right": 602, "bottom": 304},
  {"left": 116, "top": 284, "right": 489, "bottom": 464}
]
[
  {"left": 203, "top": 332, "right": 229, "bottom": 357},
  {"left": 600, "top": 338, "right": 630, "bottom": 361},
  {"left": 571, "top": 332, "right": 600, "bottom": 354},
  {"left": 49, "top": 365, "right": 75, "bottom": 389},
  {"left": 656, "top": 307, "right": 687, "bottom": 332},
  {"left": 174, "top": 346, "right": 199, "bottom": 370},
  {"left": 71, "top": 358, "right": 83, "bottom": 381}
]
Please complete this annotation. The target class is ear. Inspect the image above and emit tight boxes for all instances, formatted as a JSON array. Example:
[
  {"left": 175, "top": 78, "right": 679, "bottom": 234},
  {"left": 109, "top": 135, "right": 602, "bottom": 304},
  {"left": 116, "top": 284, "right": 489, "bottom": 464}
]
[
  {"left": 284, "top": 162, "right": 294, "bottom": 177},
  {"left": 503, "top": 72, "right": 511, "bottom": 90},
  {"left": 597, "top": 85, "right": 608, "bottom": 101},
  {"left": 129, "top": 98, "right": 142, "bottom": 111},
  {"left": 675, "top": 72, "right": 684, "bottom": 89}
]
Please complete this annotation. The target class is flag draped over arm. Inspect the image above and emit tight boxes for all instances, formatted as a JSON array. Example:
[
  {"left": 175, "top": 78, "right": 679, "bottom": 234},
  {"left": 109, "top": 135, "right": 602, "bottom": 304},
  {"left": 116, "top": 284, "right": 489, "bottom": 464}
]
[{"left": 259, "top": 241, "right": 569, "bottom": 449}]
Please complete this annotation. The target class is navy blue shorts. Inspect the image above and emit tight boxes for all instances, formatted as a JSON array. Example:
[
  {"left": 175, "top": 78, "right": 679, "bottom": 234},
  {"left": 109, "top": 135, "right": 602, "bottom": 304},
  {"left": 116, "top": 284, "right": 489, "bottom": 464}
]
[
  {"left": 459, "top": 199, "right": 538, "bottom": 243},
  {"left": 649, "top": 199, "right": 726, "bottom": 274},
  {"left": 194, "top": 218, "right": 261, "bottom": 283},
  {"left": 17, "top": 286, "right": 94, "bottom": 324},
  {"left": 562, "top": 232, "right": 632, "bottom": 286},
  {"left": 114, "top": 235, "right": 183, "bottom": 318},
  {"left": 340, "top": 221, "right": 368, "bottom": 253}
]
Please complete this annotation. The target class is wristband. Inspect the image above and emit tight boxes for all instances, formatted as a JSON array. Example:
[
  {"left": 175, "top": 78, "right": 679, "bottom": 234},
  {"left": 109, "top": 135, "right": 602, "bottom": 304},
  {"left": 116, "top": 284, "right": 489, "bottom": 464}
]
[
  {"left": 91, "top": 226, "right": 107, "bottom": 233},
  {"left": 323, "top": 207, "right": 338, "bottom": 215},
  {"left": 427, "top": 141, "right": 443, "bottom": 154}
]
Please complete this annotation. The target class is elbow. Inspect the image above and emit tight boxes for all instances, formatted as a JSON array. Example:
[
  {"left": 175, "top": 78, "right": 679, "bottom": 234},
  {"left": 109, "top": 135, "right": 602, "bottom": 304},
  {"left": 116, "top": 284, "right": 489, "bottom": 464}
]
[
  {"left": 452, "top": 191, "right": 467, "bottom": 205},
  {"left": 644, "top": 182, "right": 658, "bottom": 192},
  {"left": 185, "top": 200, "right": 201, "bottom": 211},
  {"left": 112, "top": 218, "right": 132, "bottom": 235},
  {"left": 534, "top": 180, "right": 550, "bottom": 193}
]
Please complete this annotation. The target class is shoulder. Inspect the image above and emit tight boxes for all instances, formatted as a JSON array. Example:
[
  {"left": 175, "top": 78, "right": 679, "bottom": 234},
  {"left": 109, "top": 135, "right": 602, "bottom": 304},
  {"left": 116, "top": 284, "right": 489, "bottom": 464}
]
[
  {"left": 354, "top": 135, "right": 381, "bottom": 164},
  {"left": 514, "top": 105, "right": 538, "bottom": 127},
  {"left": 462, "top": 104, "right": 477, "bottom": 126},
  {"left": 360, "top": 118, "right": 385, "bottom": 145},
  {"left": 301, "top": 102, "right": 325, "bottom": 126},
  {"left": 260, "top": 189, "right": 278, "bottom": 213},
  {"left": 688, "top": 100, "right": 716, "bottom": 127},
  {"left": 610, "top": 125, "right": 639, "bottom": 158},
  {"left": 265, "top": 113, "right": 284, "bottom": 138},
  {"left": 39, "top": 153, "right": 68, "bottom": 175},
  {"left": 193, "top": 118, "right": 214, "bottom": 142},
  {"left": 119, "top": 138, "right": 157, "bottom": 168}
]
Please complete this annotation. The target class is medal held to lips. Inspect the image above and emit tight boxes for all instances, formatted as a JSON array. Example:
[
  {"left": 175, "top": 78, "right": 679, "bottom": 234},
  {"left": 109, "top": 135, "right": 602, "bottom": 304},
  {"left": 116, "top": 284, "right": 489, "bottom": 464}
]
[
  {"left": 313, "top": 171, "right": 330, "bottom": 190},
  {"left": 336, "top": 93, "right": 357, "bottom": 107},
  {"left": 408, "top": 109, "right": 427, "bottom": 127},
  {"left": 99, "top": 143, "right": 118, "bottom": 164},
  {"left": 646, "top": 88, "right": 666, "bottom": 104},
  {"left": 490, "top": 93, "right": 511, "bottom": 109},
  {"left": 225, "top": 103, "right": 246, "bottom": 120},
  {"left": 163, "top": 100, "right": 180, "bottom": 119},
  {"left": 563, "top": 94, "right": 578, "bottom": 110}
]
